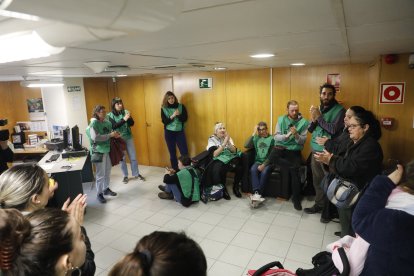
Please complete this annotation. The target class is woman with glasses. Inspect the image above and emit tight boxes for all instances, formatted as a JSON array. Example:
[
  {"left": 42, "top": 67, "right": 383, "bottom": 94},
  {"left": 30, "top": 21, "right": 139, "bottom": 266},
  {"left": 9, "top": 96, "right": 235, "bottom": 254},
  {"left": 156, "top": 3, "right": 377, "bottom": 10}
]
[
  {"left": 86, "top": 105, "right": 121, "bottom": 204},
  {"left": 107, "top": 97, "right": 145, "bottom": 184},
  {"left": 161, "top": 91, "right": 189, "bottom": 171},
  {"left": 314, "top": 109, "right": 383, "bottom": 237}
]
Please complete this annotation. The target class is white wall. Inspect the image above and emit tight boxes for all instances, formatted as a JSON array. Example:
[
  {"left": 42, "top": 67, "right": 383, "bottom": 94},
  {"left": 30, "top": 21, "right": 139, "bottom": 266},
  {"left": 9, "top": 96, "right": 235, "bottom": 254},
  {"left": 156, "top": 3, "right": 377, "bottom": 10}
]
[{"left": 42, "top": 78, "right": 88, "bottom": 148}]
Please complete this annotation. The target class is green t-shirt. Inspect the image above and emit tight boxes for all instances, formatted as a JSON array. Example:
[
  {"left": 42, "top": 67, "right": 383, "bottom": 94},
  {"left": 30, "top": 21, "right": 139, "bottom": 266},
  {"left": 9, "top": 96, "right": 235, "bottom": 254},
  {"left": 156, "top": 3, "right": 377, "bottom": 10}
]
[
  {"left": 253, "top": 135, "right": 274, "bottom": 163},
  {"left": 86, "top": 118, "right": 112, "bottom": 153},
  {"left": 275, "top": 115, "right": 309, "bottom": 151},
  {"left": 106, "top": 110, "right": 132, "bottom": 139},
  {"left": 162, "top": 104, "right": 184, "bottom": 131},
  {"left": 177, "top": 167, "right": 200, "bottom": 201}
]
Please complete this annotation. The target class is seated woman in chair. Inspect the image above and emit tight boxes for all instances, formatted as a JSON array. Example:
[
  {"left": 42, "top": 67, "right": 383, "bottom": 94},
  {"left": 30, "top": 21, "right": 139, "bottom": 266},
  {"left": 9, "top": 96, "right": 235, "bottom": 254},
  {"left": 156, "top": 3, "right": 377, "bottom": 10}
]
[{"left": 203, "top": 122, "right": 243, "bottom": 200}]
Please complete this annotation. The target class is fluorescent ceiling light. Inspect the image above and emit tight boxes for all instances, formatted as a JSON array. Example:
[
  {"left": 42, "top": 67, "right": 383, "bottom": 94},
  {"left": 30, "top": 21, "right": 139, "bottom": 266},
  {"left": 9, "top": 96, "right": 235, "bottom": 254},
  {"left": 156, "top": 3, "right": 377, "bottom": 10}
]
[
  {"left": 250, "top": 53, "right": 275, "bottom": 58},
  {"left": 214, "top": 67, "right": 227, "bottom": 70},
  {"left": 116, "top": 74, "right": 127, "bottom": 77},
  {"left": 0, "top": 31, "right": 65, "bottom": 63},
  {"left": 290, "top": 63, "right": 306, "bottom": 66},
  {"left": 20, "top": 80, "right": 65, "bottom": 88},
  {"left": 0, "top": 10, "right": 40, "bottom": 21}
]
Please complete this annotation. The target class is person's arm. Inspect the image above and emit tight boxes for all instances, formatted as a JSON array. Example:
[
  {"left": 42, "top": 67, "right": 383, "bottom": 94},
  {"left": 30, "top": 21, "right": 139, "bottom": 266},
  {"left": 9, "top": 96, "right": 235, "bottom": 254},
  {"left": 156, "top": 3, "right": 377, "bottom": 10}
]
[
  {"left": 127, "top": 116, "right": 134, "bottom": 127},
  {"left": 176, "top": 104, "right": 188, "bottom": 123},
  {"left": 352, "top": 175, "right": 396, "bottom": 244},
  {"left": 328, "top": 141, "right": 382, "bottom": 184},
  {"left": 89, "top": 126, "right": 111, "bottom": 142},
  {"left": 262, "top": 138, "right": 275, "bottom": 166},
  {"left": 307, "top": 121, "right": 317, "bottom": 133},
  {"left": 294, "top": 125, "right": 308, "bottom": 145},
  {"left": 163, "top": 173, "right": 179, "bottom": 184},
  {"left": 316, "top": 108, "right": 345, "bottom": 136},
  {"left": 107, "top": 116, "right": 127, "bottom": 130},
  {"left": 274, "top": 122, "right": 288, "bottom": 142},
  {"left": 161, "top": 108, "right": 174, "bottom": 126},
  {"left": 244, "top": 135, "right": 255, "bottom": 149}
]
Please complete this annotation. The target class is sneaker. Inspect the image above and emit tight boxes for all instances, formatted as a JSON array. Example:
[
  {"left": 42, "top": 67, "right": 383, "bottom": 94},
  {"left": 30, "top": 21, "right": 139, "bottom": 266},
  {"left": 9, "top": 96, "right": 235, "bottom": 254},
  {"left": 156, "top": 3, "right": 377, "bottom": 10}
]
[
  {"left": 123, "top": 177, "right": 129, "bottom": 184},
  {"left": 158, "top": 191, "right": 173, "bottom": 200},
  {"left": 104, "top": 188, "right": 117, "bottom": 196},
  {"left": 334, "top": 231, "right": 342, "bottom": 237},
  {"left": 135, "top": 174, "right": 146, "bottom": 181},
  {"left": 97, "top": 193, "right": 107, "bottom": 203},
  {"left": 158, "top": 185, "right": 166, "bottom": 192},
  {"left": 304, "top": 204, "right": 323, "bottom": 214},
  {"left": 250, "top": 192, "right": 265, "bottom": 208},
  {"left": 320, "top": 217, "right": 331, "bottom": 223}
]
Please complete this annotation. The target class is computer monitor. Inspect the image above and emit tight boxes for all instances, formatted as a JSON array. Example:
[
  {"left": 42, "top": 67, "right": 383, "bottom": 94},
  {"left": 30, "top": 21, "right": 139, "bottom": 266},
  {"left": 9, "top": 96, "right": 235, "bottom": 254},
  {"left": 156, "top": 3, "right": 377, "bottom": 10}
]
[
  {"left": 62, "top": 127, "right": 70, "bottom": 149},
  {"left": 71, "top": 125, "right": 82, "bottom": 150}
]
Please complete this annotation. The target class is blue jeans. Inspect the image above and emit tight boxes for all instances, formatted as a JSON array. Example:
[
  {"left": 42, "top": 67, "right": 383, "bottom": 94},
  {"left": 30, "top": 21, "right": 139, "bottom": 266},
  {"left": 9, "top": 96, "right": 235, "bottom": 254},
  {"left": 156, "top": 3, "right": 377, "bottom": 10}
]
[
  {"left": 164, "top": 129, "right": 188, "bottom": 170},
  {"left": 95, "top": 153, "right": 112, "bottom": 194},
  {"left": 250, "top": 163, "right": 273, "bottom": 193},
  {"left": 165, "top": 183, "right": 182, "bottom": 203},
  {"left": 120, "top": 137, "right": 139, "bottom": 177}
]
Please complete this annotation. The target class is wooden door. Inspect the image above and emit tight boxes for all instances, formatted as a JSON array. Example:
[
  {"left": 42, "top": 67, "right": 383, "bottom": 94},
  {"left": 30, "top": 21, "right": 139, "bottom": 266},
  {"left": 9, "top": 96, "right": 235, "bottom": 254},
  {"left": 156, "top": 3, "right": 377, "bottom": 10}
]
[
  {"left": 143, "top": 77, "right": 173, "bottom": 167},
  {"left": 115, "top": 78, "right": 149, "bottom": 165}
]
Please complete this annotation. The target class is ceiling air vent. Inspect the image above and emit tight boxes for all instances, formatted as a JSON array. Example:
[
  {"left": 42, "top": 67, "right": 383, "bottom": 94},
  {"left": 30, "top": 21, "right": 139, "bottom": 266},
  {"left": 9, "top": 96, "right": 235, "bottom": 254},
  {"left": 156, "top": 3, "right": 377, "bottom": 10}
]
[
  {"left": 105, "top": 65, "right": 130, "bottom": 72},
  {"left": 154, "top": 65, "right": 177, "bottom": 69}
]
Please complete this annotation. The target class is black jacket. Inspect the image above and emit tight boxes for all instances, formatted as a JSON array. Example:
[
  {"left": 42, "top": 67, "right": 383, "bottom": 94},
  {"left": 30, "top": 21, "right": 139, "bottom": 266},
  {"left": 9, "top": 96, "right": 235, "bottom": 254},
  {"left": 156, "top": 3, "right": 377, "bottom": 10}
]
[{"left": 329, "top": 135, "right": 383, "bottom": 189}]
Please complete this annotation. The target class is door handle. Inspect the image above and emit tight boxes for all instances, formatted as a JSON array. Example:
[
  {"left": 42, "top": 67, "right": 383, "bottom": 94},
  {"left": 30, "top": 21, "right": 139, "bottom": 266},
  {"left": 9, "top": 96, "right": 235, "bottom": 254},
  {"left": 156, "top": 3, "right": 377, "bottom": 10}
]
[{"left": 146, "top": 122, "right": 151, "bottom": 127}]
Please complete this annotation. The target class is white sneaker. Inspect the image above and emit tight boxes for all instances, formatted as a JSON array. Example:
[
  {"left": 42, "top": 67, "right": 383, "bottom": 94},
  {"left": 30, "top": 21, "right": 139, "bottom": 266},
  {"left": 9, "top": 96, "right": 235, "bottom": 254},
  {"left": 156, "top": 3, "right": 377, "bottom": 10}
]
[{"left": 250, "top": 192, "right": 265, "bottom": 208}]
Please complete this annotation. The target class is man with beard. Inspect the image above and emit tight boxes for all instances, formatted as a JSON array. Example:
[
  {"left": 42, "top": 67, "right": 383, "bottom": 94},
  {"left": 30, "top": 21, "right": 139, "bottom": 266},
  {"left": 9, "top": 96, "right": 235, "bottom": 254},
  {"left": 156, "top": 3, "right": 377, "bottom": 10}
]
[
  {"left": 269, "top": 100, "right": 309, "bottom": 210},
  {"left": 304, "top": 83, "right": 345, "bottom": 218}
]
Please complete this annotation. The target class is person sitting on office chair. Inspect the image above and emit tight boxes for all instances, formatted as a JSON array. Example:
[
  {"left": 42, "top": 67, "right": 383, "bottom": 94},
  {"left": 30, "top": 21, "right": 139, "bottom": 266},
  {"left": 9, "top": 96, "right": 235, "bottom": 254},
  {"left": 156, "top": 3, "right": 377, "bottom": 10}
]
[
  {"left": 0, "top": 164, "right": 95, "bottom": 276},
  {"left": 244, "top": 122, "right": 274, "bottom": 208},
  {"left": 269, "top": 100, "right": 309, "bottom": 210}
]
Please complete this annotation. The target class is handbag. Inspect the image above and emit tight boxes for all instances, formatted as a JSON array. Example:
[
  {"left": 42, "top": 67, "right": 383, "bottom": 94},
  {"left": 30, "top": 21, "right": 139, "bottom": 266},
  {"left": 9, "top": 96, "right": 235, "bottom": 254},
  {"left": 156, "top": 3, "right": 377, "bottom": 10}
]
[
  {"left": 326, "top": 177, "right": 360, "bottom": 209},
  {"left": 91, "top": 151, "right": 103, "bottom": 163}
]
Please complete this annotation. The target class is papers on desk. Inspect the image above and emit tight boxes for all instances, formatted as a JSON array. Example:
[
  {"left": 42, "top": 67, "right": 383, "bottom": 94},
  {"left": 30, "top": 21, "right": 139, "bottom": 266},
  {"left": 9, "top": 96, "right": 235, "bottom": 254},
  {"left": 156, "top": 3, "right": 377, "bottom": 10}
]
[{"left": 39, "top": 163, "right": 54, "bottom": 171}]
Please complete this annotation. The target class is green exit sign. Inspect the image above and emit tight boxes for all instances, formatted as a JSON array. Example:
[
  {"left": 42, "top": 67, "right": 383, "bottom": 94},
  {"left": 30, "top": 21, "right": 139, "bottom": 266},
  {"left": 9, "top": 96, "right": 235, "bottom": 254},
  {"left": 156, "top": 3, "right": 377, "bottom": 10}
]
[{"left": 199, "top": 78, "right": 213, "bottom": 89}]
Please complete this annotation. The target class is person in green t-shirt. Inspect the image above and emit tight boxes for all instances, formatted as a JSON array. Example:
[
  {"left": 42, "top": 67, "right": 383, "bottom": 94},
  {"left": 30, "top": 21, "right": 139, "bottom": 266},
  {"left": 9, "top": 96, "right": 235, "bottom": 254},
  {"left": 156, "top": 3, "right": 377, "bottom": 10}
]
[
  {"left": 244, "top": 122, "right": 274, "bottom": 207},
  {"left": 158, "top": 155, "right": 200, "bottom": 207},
  {"left": 107, "top": 97, "right": 145, "bottom": 184},
  {"left": 161, "top": 91, "right": 189, "bottom": 171},
  {"left": 269, "top": 100, "right": 309, "bottom": 210},
  {"left": 86, "top": 105, "right": 120, "bottom": 204}
]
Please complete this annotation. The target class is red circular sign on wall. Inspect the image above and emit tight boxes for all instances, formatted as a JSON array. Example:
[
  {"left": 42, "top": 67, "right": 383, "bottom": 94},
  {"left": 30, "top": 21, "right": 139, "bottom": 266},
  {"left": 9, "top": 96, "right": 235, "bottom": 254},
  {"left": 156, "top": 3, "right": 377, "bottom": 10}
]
[
  {"left": 383, "top": 86, "right": 400, "bottom": 101},
  {"left": 380, "top": 83, "right": 405, "bottom": 104}
]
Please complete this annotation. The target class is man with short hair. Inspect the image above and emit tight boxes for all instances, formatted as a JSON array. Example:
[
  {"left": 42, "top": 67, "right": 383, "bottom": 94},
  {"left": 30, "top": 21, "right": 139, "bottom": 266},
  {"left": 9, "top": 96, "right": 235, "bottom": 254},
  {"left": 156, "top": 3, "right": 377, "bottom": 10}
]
[
  {"left": 244, "top": 122, "right": 274, "bottom": 207},
  {"left": 270, "top": 100, "right": 309, "bottom": 210},
  {"left": 304, "top": 83, "right": 345, "bottom": 218}
]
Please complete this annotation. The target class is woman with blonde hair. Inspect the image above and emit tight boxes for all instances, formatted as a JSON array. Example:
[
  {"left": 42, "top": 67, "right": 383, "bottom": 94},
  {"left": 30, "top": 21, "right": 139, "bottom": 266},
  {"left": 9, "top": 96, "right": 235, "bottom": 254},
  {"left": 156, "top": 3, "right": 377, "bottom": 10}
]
[{"left": 161, "top": 91, "right": 189, "bottom": 171}]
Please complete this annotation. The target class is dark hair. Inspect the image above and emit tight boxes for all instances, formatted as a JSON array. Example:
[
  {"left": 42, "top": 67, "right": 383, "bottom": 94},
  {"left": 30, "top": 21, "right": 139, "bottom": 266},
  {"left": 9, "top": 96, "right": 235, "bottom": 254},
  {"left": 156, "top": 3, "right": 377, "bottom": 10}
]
[
  {"left": 286, "top": 100, "right": 298, "bottom": 108},
  {"left": 400, "top": 160, "right": 414, "bottom": 195},
  {"left": 319, "top": 83, "right": 337, "bottom": 96},
  {"left": 0, "top": 208, "right": 74, "bottom": 276},
  {"left": 92, "top": 105, "right": 105, "bottom": 120},
  {"left": 353, "top": 109, "right": 382, "bottom": 140},
  {"left": 111, "top": 97, "right": 124, "bottom": 115},
  {"left": 161, "top": 91, "right": 178, "bottom": 108},
  {"left": 109, "top": 231, "right": 207, "bottom": 276},
  {"left": 349, "top": 105, "right": 366, "bottom": 114},
  {"left": 178, "top": 155, "right": 191, "bottom": 166},
  {"left": 0, "top": 164, "right": 47, "bottom": 211},
  {"left": 257, "top": 122, "right": 268, "bottom": 129}
]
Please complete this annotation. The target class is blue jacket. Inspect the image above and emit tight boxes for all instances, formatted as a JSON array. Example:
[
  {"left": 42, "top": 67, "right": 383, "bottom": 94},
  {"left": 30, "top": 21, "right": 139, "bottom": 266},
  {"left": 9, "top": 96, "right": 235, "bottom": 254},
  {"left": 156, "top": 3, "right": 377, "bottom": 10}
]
[{"left": 352, "top": 175, "right": 414, "bottom": 275}]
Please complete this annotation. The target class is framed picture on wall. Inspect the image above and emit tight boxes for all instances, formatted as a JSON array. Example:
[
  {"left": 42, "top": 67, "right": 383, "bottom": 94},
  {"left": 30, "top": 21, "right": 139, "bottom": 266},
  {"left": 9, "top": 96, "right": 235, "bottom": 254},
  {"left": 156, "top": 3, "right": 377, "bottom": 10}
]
[{"left": 327, "top": 73, "right": 341, "bottom": 93}]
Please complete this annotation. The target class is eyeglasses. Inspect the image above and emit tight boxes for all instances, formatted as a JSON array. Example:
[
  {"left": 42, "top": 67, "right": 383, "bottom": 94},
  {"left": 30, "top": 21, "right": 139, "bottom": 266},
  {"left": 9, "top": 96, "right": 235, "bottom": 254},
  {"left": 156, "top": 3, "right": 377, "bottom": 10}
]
[
  {"left": 348, "top": 124, "right": 361, "bottom": 129},
  {"left": 258, "top": 128, "right": 267, "bottom": 131}
]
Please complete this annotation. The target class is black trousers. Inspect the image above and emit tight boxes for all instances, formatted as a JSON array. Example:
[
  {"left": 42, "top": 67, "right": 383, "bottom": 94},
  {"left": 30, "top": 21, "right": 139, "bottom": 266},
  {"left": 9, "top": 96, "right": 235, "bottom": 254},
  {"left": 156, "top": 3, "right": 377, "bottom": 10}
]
[
  {"left": 207, "top": 158, "right": 243, "bottom": 188},
  {"left": 269, "top": 149, "right": 302, "bottom": 201}
]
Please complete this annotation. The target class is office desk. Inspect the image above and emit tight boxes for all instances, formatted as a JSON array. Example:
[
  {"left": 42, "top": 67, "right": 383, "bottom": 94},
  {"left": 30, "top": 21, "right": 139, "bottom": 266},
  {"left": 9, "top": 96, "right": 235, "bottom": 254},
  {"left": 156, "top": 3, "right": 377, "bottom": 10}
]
[
  {"left": 13, "top": 147, "right": 48, "bottom": 162},
  {"left": 38, "top": 151, "right": 93, "bottom": 207}
]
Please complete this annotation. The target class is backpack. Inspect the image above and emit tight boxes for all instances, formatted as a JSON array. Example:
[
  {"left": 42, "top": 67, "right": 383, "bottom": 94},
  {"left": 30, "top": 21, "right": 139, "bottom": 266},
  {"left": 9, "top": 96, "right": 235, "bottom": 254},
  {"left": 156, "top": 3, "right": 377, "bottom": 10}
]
[
  {"left": 296, "top": 249, "right": 349, "bottom": 276},
  {"left": 247, "top": 261, "right": 296, "bottom": 276}
]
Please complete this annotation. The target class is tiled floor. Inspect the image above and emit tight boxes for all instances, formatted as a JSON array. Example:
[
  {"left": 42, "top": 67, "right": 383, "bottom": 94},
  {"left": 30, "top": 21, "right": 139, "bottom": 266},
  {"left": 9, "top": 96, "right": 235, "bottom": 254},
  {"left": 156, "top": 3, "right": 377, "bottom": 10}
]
[{"left": 83, "top": 165, "right": 341, "bottom": 276}]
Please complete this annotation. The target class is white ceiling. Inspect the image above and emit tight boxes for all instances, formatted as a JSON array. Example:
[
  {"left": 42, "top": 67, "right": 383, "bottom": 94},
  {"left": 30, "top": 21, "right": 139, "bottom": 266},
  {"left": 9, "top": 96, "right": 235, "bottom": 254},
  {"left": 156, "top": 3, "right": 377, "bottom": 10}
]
[{"left": 0, "top": 0, "right": 413, "bottom": 81}]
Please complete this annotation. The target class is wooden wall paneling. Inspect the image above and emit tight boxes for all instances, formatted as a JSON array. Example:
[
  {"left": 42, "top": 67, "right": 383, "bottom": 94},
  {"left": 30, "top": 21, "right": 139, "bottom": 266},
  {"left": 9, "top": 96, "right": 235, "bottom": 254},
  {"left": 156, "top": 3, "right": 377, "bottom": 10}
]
[
  {"left": 0, "top": 83, "right": 15, "bottom": 135},
  {"left": 272, "top": 68, "right": 292, "bottom": 133},
  {"left": 143, "top": 77, "right": 173, "bottom": 167},
  {"left": 10, "top": 83, "right": 42, "bottom": 122},
  {"left": 376, "top": 54, "right": 414, "bottom": 164},
  {"left": 83, "top": 78, "right": 112, "bottom": 124},
  {"left": 115, "top": 77, "right": 150, "bottom": 165},
  {"left": 173, "top": 72, "right": 226, "bottom": 156},
  {"left": 225, "top": 69, "right": 271, "bottom": 150}
]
